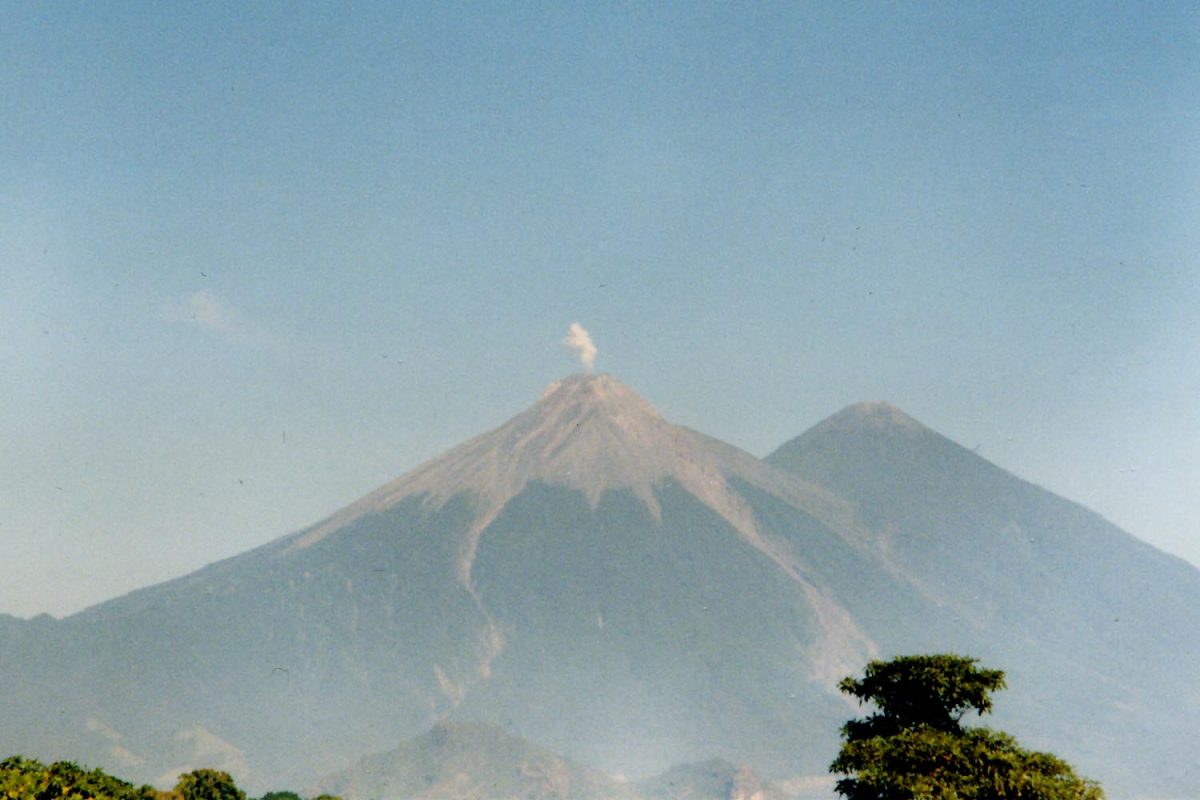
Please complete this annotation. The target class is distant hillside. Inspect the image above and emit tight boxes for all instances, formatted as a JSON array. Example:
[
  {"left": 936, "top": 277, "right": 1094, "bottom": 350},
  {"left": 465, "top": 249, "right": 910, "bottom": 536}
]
[
  {"left": 314, "top": 721, "right": 637, "bottom": 800},
  {"left": 636, "top": 759, "right": 791, "bottom": 800},
  {"left": 316, "top": 727, "right": 808, "bottom": 800}
]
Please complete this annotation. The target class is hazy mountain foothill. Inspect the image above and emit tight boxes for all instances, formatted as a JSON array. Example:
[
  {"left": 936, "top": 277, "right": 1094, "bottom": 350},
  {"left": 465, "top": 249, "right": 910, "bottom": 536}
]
[
  {"left": 2, "top": 374, "right": 1197, "bottom": 799},
  {"left": 312, "top": 721, "right": 638, "bottom": 800}
]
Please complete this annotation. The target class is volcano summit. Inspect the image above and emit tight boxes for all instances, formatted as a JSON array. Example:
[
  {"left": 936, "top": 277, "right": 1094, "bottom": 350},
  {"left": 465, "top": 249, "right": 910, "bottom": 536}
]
[{"left": 1, "top": 374, "right": 1197, "bottom": 798}]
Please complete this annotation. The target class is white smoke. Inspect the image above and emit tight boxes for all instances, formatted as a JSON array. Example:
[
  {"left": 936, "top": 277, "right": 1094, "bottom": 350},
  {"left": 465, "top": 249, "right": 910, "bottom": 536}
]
[{"left": 563, "top": 322, "right": 597, "bottom": 371}]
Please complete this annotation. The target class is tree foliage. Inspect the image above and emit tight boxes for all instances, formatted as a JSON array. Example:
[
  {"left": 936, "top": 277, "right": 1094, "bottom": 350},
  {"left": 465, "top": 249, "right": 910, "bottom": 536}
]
[
  {"left": 170, "top": 771, "right": 244, "bottom": 800},
  {"left": 0, "top": 757, "right": 349, "bottom": 800},
  {"left": 0, "top": 759, "right": 342, "bottom": 800},
  {"left": 830, "top": 654, "right": 1104, "bottom": 800},
  {"left": 0, "top": 756, "right": 161, "bottom": 800}
]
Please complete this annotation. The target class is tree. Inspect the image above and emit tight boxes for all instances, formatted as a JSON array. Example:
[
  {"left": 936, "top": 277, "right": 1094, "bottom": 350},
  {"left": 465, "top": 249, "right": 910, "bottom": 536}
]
[
  {"left": 0, "top": 755, "right": 162, "bottom": 799},
  {"left": 171, "top": 770, "right": 245, "bottom": 800},
  {"left": 830, "top": 654, "right": 1104, "bottom": 800}
]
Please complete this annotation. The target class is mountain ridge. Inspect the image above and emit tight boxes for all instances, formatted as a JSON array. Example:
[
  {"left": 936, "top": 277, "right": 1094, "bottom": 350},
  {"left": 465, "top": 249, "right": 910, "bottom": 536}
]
[
  {"left": 280, "top": 373, "right": 857, "bottom": 563},
  {"left": 1, "top": 374, "right": 1196, "bottom": 798},
  {"left": 768, "top": 399, "right": 1200, "bottom": 795}
]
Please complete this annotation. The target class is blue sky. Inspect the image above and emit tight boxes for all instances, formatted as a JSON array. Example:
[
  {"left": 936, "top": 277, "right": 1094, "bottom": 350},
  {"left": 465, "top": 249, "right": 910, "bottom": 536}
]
[{"left": 2, "top": 2, "right": 1197, "bottom": 617}]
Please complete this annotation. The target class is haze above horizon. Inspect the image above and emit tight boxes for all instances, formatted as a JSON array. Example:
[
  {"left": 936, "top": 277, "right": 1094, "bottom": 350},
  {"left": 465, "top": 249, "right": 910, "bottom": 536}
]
[{"left": 3, "top": 3, "right": 1197, "bottom": 617}]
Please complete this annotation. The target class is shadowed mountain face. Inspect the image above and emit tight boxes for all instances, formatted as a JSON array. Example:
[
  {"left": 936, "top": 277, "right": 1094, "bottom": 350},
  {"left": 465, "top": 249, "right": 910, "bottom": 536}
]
[{"left": 1, "top": 376, "right": 1197, "bottom": 799}]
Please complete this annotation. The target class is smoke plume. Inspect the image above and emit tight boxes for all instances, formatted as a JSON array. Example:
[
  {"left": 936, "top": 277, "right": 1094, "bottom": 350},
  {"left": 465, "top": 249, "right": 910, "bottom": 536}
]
[{"left": 563, "top": 322, "right": 597, "bottom": 371}]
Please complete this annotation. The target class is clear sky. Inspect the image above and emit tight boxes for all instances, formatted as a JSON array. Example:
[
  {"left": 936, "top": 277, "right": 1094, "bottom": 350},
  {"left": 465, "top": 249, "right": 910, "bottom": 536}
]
[{"left": 3, "top": 2, "right": 1197, "bottom": 618}]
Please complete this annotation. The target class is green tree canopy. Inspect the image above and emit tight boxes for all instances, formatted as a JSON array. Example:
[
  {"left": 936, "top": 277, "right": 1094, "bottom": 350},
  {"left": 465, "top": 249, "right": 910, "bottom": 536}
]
[
  {"left": 170, "top": 770, "right": 245, "bottom": 800},
  {"left": 830, "top": 654, "right": 1104, "bottom": 800},
  {"left": 0, "top": 755, "right": 161, "bottom": 800},
  {"left": 0, "top": 761, "right": 334, "bottom": 800}
]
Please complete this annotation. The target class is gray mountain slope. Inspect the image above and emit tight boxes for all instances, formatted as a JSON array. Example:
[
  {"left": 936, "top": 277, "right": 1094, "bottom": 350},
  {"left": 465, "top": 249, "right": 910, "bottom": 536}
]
[
  {"left": 314, "top": 721, "right": 637, "bottom": 800},
  {"left": 453, "top": 479, "right": 873, "bottom": 777},
  {"left": 766, "top": 401, "right": 1200, "bottom": 796},
  {"left": 0, "top": 375, "right": 885, "bottom": 790},
  {"left": 1, "top": 378, "right": 1196, "bottom": 799}
]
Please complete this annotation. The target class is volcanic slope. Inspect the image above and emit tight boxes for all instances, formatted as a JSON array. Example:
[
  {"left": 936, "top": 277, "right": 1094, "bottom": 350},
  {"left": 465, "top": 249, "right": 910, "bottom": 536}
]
[
  {"left": 1, "top": 376, "right": 1197, "bottom": 799},
  {"left": 767, "top": 401, "right": 1200, "bottom": 797},
  {"left": 0, "top": 375, "right": 901, "bottom": 789},
  {"left": 266, "top": 373, "right": 901, "bottom": 778}
]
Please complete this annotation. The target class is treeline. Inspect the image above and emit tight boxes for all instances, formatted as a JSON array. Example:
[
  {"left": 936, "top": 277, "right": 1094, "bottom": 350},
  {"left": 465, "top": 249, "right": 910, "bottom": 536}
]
[{"left": 0, "top": 757, "right": 340, "bottom": 800}]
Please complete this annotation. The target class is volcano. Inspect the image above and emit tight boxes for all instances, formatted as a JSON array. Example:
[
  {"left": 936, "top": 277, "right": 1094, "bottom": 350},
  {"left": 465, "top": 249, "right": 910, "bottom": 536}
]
[{"left": 1, "top": 374, "right": 1197, "bottom": 798}]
